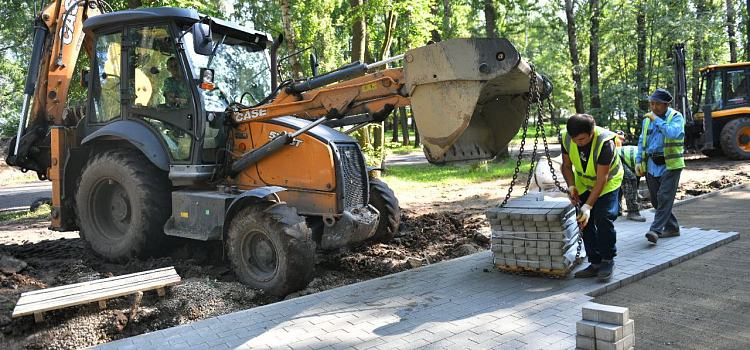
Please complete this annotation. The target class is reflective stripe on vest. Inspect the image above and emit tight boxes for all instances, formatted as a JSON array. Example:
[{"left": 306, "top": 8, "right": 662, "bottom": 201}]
[
  {"left": 563, "top": 126, "right": 624, "bottom": 194},
  {"left": 618, "top": 145, "right": 637, "bottom": 170},
  {"left": 640, "top": 108, "right": 686, "bottom": 171}
]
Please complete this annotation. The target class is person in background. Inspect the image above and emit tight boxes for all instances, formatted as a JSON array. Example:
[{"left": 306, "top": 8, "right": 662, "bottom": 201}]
[
  {"left": 617, "top": 137, "right": 646, "bottom": 222},
  {"left": 164, "top": 57, "right": 189, "bottom": 107},
  {"left": 636, "top": 89, "right": 685, "bottom": 244},
  {"left": 561, "top": 114, "right": 623, "bottom": 281}
]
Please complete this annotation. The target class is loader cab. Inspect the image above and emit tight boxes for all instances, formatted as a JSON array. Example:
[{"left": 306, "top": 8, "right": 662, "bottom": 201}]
[
  {"left": 82, "top": 8, "right": 272, "bottom": 184},
  {"left": 693, "top": 63, "right": 750, "bottom": 159}
]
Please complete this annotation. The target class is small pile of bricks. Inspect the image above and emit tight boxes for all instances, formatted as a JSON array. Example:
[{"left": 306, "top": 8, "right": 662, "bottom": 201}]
[
  {"left": 486, "top": 194, "right": 584, "bottom": 274},
  {"left": 576, "top": 302, "right": 635, "bottom": 350}
]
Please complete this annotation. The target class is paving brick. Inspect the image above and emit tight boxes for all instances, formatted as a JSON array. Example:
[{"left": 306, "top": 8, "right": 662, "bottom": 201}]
[
  {"left": 575, "top": 335, "right": 596, "bottom": 350},
  {"left": 582, "top": 303, "right": 629, "bottom": 325},
  {"left": 596, "top": 334, "right": 634, "bottom": 350}
]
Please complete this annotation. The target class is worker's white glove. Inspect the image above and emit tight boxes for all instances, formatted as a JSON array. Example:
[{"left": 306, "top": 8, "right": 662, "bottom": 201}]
[
  {"left": 577, "top": 204, "right": 592, "bottom": 228},
  {"left": 635, "top": 163, "right": 644, "bottom": 177}
]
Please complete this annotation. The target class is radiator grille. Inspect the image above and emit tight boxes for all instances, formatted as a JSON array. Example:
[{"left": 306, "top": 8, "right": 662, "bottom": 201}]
[{"left": 336, "top": 144, "right": 366, "bottom": 209}]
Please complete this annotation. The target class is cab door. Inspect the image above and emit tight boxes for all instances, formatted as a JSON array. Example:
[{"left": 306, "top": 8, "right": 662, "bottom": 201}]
[{"left": 123, "top": 23, "right": 197, "bottom": 163}]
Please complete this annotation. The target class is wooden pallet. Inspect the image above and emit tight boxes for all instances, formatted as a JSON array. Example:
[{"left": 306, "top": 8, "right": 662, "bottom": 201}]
[
  {"left": 12, "top": 266, "right": 181, "bottom": 322},
  {"left": 495, "top": 264, "right": 573, "bottom": 276}
]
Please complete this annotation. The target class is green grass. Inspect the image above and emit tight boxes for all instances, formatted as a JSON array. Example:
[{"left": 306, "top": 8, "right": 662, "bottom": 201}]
[
  {"left": 0, "top": 204, "right": 51, "bottom": 222},
  {"left": 382, "top": 159, "right": 531, "bottom": 186}
]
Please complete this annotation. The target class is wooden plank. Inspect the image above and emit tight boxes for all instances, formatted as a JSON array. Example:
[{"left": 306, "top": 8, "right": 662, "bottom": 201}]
[
  {"left": 98, "top": 300, "right": 106, "bottom": 309},
  {"left": 13, "top": 275, "right": 180, "bottom": 317},
  {"left": 19, "top": 267, "right": 176, "bottom": 298},
  {"left": 14, "top": 273, "right": 179, "bottom": 309},
  {"left": 12, "top": 268, "right": 181, "bottom": 318},
  {"left": 16, "top": 268, "right": 178, "bottom": 305},
  {"left": 34, "top": 312, "right": 43, "bottom": 323}
]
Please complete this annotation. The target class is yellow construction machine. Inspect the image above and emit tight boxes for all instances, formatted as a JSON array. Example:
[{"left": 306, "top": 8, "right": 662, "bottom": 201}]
[{"left": 6, "top": 0, "right": 551, "bottom": 295}]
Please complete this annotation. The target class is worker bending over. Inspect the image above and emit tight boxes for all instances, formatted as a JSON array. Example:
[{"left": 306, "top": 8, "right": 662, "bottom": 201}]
[{"left": 561, "top": 114, "right": 623, "bottom": 281}]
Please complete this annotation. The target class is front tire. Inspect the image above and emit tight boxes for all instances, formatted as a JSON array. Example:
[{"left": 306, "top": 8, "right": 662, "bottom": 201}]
[
  {"left": 226, "top": 201, "right": 315, "bottom": 296},
  {"left": 720, "top": 117, "right": 750, "bottom": 160},
  {"left": 75, "top": 149, "right": 172, "bottom": 262},
  {"left": 368, "top": 178, "right": 400, "bottom": 242}
]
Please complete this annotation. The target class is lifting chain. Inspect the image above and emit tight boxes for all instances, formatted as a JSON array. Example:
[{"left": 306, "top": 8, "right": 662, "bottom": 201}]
[{"left": 497, "top": 63, "right": 584, "bottom": 266}]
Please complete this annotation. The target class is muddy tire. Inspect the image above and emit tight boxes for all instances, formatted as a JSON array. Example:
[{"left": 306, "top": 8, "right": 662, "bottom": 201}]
[
  {"left": 75, "top": 149, "right": 172, "bottom": 262},
  {"left": 719, "top": 117, "right": 750, "bottom": 160},
  {"left": 368, "top": 178, "right": 400, "bottom": 242},
  {"left": 226, "top": 201, "right": 315, "bottom": 296}
]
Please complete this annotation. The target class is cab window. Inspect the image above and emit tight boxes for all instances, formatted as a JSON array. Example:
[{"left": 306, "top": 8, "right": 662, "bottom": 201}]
[
  {"left": 92, "top": 32, "right": 122, "bottom": 123},
  {"left": 726, "top": 70, "right": 748, "bottom": 105}
]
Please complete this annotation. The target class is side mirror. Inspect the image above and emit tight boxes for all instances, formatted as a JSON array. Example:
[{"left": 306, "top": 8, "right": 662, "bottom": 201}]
[
  {"left": 192, "top": 22, "right": 213, "bottom": 56},
  {"left": 79, "top": 69, "right": 90, "bottom": 88},
  {"left": 310, "top": 52, "right": 319, "bottom": 77}
]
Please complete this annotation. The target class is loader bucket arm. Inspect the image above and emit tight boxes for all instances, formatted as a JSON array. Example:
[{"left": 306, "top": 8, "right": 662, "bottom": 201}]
[
  {"left": 404, "top": 38, "right": 548, "bottom": 163},
  {"left": 231, "top": 38, "right": 548, "bottom": 166}
]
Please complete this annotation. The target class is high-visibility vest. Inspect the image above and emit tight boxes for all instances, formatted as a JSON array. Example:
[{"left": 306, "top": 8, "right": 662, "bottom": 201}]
[
  {"left": 563, "top": 126, "right": 624, "bottom": 195},
  {"left": 640, "top": 108, "right": 685, "bottom": 171},
  {"left": 618, "top": 145, "right": 638, "bottom": 171}
]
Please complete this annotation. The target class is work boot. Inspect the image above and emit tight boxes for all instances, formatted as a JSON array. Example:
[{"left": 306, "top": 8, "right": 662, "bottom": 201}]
[
  {"left": 660, "top": 227, "right": 681, "bottom": 238},
  {"left": 645, "top": 230, "right": 659, "bottom": 244},
  {"left": 574, "top": 264, "right": 600, "bottom": 278},
  {"left": 598, "top": 260, "right": 615, "bottom": 281},
  {"left": 626, "top": 212, "right": 646, "bottom": 222}
]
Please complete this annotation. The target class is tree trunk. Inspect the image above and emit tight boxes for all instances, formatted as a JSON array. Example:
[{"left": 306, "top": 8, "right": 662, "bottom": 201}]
[
  {"left": 693, "top": 0, "right": 708, "bottom": 104},
  {"left": 127, "top": 0, "right": 141, "bottom": 8},
  {"left": 636, "top": 0, "right": 648, "bottom": 115},
  {"left": 379, "top": 11, "right": 398, "bottom": 61},
  {"left": 350, "top": 0, "right": 366, "bottom": 63},
  {"left": 391, "top": 111, "right": 399, "bottom": 142},
  {"left": 564, "top": 0, "right": 584, "bottom": 113},
  {"left": 484, "top": 0, "right": 496, "bottom": 38},
  {"left": 727, "top": 0, "right": 738, "bottom": 63},
  {"left": 442, "top": 0, "right": 452, "bottom": 39},
  {"left": 399, "top": 107, "right": 410, "bottom": 145},
  {"left": 413, "top": 118, "right": 420, "bottom": 148},
  {"left": 589, "top": 0, "right": 602, "bottom": 112},
  {"left": 430, "top": 0, "right": 441, "bottom": 42},
  {"left": 279, "top": 0, "right": 303, "bottom": 78}
]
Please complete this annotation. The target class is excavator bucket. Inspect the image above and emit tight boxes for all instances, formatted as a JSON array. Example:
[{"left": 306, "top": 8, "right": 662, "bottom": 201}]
[{"left": 404, "top": 38, "right": 550, "bottom": 164}]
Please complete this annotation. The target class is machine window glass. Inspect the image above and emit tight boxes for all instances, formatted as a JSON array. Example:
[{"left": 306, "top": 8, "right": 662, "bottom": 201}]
[
  {"left": 726, "top": 69, "right": 748, "bottom": 105},
  {"left": 711, "top": 74, "right": 723, "bottom": 110},
  {"left": 127, "top": 25, "right": 191, "bottom": 111},
  {"left": 183, "top": 30, "right": 271, "bottom": 111},
  {"left": 142, "top": 117, "right": 192, "bottom": 161},
  {"left": 92, "top": 32, "right": 122, "bottom": 123}
]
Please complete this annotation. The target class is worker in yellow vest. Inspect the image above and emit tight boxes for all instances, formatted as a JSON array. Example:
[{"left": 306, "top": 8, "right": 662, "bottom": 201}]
[
  {"left": 637, "top": 89, "right": 685, "bottom": 244},
  {"left": 616, "top": 137, "right": 646, "bottom": 222},
  {"left": 561, "top": 114, "right": 623, "bottom": 281}
]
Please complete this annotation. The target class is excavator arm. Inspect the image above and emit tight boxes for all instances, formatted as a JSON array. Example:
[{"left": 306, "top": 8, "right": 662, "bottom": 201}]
[
  {"left": 229, "top": 38, "right": 551, "bottom": 167},
  {"left": 6, "top": 0, "right": 101, "bottom": 175}
]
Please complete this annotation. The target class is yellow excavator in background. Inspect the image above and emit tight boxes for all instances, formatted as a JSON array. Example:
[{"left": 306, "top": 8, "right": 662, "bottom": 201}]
[{"left": 6, "top": 0, "right": 551, "bottom": 295}]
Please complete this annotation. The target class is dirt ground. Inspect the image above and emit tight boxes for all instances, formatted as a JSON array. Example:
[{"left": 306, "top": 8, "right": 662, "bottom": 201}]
[{"left": 0, "top": 147, "right": 749, "bottom": 349}]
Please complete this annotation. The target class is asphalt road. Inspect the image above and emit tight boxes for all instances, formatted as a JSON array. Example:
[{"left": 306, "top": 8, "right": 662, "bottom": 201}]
[
  {"left": 595, "top": 185, "right": 750, "bottom": 350},
  {"left": 0, "top": 183, "right": 52, "bottom": 213}
]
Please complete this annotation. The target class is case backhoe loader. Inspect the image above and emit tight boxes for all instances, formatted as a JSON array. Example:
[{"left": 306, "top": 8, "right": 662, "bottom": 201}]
[{"left": 6, "top": 1, "right": 551, "bottom": 295}]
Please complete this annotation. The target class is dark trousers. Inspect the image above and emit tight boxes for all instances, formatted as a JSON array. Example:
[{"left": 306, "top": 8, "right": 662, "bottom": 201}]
[
  {"left": 646, "top": 169, "right": 681, "bottom": 233},
  {"left": 579, "top": 188, "right": 619, "bottom": 264},
  {"left": 619, "top": 166, "right": 641, "bottom": 214}
]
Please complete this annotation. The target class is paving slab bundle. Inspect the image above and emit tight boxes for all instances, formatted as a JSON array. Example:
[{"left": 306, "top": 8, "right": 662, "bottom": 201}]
[
  {"left": 486, "top": 194, "right": 585, "bottom": 275},
  {"left": 576, "top": 303, "right": 635, "bottom": 350}
]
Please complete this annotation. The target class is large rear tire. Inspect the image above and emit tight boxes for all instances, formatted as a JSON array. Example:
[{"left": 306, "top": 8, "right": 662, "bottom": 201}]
[
  {"left": 720, "top": 117, "right": 750, "bottom": 160},
  {"left": 368, "top": 178, "right": 400, "bottom": 242},
  {"left": 75, "top": 149, "right": 172, "bottom": 262},
  {"left": 226, "top": 201, "right": 315, "bottom": 296}
]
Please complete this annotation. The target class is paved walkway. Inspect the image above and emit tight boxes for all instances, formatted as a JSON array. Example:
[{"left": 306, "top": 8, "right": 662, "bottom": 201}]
[{"left": 91, "top": 196, "right": 739, "bottom": 350}]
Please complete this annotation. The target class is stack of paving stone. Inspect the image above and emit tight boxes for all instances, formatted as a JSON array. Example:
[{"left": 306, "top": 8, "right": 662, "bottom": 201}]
[
  {"left": 486, "top": 194, "right": 584, "bottom": 275},
  {"left": 576, "top": 303, "right": 635, "bottom": 350}
]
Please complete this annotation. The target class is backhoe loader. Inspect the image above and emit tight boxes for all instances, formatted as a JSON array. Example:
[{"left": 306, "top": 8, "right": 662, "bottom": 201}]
[{"left": 6, "top": 0, "right": 551, "bottom": 295}]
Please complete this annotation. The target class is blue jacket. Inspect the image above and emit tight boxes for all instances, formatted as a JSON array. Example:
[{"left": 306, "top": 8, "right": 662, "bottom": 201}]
[{"left": 636, "top": 107, "right": 685, "bottom": 177}]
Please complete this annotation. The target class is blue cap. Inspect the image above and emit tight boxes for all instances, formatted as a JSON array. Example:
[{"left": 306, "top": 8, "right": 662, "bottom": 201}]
[{"left": 648, "top": 88, "right": 673, "bottom": 103}]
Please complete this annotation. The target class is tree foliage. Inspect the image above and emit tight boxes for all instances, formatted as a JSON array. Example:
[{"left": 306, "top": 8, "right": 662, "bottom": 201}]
[{"left": 1, "top": 0, "right": 748, "bottom": 138}]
